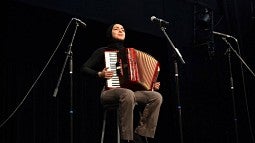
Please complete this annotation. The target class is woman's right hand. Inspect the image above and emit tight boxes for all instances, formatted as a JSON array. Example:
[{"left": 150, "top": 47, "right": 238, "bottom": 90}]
[{"left": 98, "top": 67, "right": 114, "bottom": 79}]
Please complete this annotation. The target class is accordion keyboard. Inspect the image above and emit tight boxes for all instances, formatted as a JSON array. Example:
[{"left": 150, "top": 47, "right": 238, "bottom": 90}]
[{"left": 104, "top": 51, "right": 120, "bottom": 88}]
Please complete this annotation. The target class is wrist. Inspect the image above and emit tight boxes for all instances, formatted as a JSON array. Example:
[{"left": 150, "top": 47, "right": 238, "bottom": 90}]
[{"left": 98, "top": 72, "right": 102, "bottom": 77}]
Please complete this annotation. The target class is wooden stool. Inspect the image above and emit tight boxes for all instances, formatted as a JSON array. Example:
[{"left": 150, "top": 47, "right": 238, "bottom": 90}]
[{"left": 100, "top": 104, "right": 120, "bottom": 143}]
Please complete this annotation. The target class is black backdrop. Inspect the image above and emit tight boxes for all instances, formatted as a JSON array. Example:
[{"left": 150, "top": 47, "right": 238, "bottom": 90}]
[{"left": 3, "top": 0, "right": 255, "bottom": 143}]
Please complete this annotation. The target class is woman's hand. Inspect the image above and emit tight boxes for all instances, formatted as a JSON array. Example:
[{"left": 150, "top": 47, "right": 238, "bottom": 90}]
[
  {"left": 98, "top": 67, "right": 114, "bottom": 79},
  {"left": 153, "top": 82, "right": 160, "bottom": 90}
]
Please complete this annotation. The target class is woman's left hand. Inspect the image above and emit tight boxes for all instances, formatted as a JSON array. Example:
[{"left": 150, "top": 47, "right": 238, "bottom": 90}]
[{"left": 153, "top": 82, "right": 160, "bottom": 90}]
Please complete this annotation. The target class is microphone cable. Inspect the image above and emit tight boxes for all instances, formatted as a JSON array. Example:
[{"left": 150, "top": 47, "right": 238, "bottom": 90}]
[
  {"left": 234, "top": 39, "right": 255, "bottom": 143},
  {"left": 0, "top": 18, "right": 74, "bottom": 128}
]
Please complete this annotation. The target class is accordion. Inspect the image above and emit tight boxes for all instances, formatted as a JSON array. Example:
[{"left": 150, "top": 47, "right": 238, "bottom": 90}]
[{"left": 104, "top": 48, "right": 160, "bottom": 91}]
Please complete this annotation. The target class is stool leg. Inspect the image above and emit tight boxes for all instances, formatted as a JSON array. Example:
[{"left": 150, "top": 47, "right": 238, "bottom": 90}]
[
  {"left": 117, "top": 110, "right": 120, "bottom": 143},
  {"left": 101, "top": 110, "right": 107, "bottom": 143}
]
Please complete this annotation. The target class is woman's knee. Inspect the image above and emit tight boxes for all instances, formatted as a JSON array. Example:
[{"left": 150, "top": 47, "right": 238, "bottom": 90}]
[
  {"left": 154, "top": 92, "right": 163, "bottom": 104},
  {"left": 118, "top": 88, "right": 135, "bottom": 102}
]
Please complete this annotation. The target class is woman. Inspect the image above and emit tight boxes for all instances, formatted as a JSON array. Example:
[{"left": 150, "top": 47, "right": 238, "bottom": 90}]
[{"left": 81, "top": 23, "right": 162, "bottom": 143}]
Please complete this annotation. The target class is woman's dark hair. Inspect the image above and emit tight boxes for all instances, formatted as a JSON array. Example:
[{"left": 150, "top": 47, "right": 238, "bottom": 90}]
[{"left": 106, "top": 24, "right": 115, "bottom": 43}]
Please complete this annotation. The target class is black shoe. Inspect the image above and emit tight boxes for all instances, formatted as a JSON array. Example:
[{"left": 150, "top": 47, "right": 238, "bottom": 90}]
[{"left": 133, "top": 133, "right": 148, "bottom": 143}]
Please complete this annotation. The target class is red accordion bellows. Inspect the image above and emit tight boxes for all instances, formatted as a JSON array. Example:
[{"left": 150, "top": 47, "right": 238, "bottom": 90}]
[{"left": 105, "top": 48, "right": 160, "bottom": 91}]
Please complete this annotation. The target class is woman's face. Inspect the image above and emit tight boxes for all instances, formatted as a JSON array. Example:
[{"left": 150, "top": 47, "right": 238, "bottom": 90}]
[{"left": 111, "top": 24, "right": 125, "bottom": 41}]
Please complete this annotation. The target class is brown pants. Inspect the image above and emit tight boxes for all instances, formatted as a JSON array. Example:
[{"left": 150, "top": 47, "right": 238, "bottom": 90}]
[{"left": 101, "top": 88, "right": 163, "bottom": 141}]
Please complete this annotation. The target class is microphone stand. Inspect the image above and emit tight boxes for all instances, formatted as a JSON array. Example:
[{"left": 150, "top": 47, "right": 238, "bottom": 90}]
[
  {"left": 222, "top": 37, "right": 239, "bottom": 143},
  {"left": 53, "top": 20, "right": 80, "bottom": 143},
  {"left": 221, "top": 37, "right": 255, "bottom": 143},
  {"left": 160, "top": 26, "right": 185, "bottom": 143},
  {"left": 221, "top": 38, "right": 255, "bottom": 77}
]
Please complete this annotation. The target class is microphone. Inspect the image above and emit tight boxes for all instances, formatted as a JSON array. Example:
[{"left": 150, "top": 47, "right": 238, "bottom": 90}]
[
  {"left": 72, "top": 18, "right": 87, "bottom": 27},
  {"left": 150, "top": 16, "right": 169, "bottom": 26},
  {"left": 213, "top": 31, "right": 233, "bottom": 38},
  {"left": 213, "top": 31, "right": 238, "bottom": 42}
]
